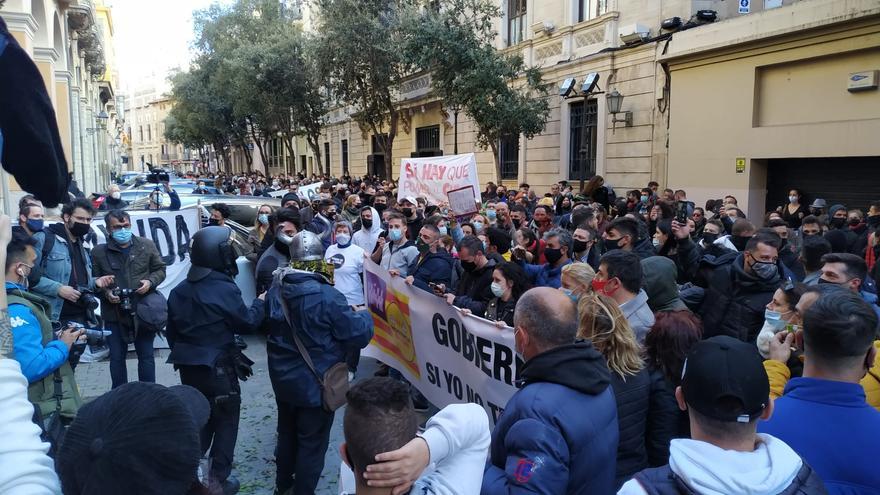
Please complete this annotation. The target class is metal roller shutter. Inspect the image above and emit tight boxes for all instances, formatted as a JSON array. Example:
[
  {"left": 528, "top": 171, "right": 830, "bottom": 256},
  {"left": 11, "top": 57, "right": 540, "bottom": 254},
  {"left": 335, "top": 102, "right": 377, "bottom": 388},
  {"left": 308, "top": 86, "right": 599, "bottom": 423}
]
[{"left": 765, "top": 157, "right": 880, "bottom": 214}]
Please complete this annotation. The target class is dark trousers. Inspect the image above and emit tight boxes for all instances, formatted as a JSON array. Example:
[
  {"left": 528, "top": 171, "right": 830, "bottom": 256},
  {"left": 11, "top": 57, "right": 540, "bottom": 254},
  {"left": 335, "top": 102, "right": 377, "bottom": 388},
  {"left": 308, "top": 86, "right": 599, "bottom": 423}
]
[
  {"left": 345, "top": 348, "right": 360, "bottom": 373},
  {"left": 107, "top": 324, "right": 155, "bottom": 389},
  {"left": 179, "top": 364, "right": 241, "bottom": 482},
  {"left": 274, "top": 401, "right": 335, "bottom": 494}
]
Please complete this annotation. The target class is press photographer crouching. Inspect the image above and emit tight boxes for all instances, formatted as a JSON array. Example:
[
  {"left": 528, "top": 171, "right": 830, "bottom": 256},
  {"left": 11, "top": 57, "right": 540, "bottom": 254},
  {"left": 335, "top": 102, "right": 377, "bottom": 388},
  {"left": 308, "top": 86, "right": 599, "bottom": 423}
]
[
  {"left": 91, "top": 209, "right": 167, "bottom": 389},
  {"left": 5, "top": 231, "right": 83, "bottom": 452}
]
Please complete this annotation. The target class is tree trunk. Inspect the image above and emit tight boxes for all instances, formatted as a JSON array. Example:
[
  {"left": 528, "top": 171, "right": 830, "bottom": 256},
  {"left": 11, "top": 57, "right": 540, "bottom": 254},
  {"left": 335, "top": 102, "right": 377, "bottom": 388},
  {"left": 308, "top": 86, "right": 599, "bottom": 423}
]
[
  {"left": 490, "top": 141, "right": 501, "bottom": 187},
  {"left": 282, "top": 136, "right": 296, "bottom": 176},
  {"left": 307, "top": 135, "right": 322, "bottom": 177},
  {"left": 248, "top": 123, "right": 270, "bottom": 175},
  {"left": 386, "top": 111, "right": 398, "bottom": 181}
]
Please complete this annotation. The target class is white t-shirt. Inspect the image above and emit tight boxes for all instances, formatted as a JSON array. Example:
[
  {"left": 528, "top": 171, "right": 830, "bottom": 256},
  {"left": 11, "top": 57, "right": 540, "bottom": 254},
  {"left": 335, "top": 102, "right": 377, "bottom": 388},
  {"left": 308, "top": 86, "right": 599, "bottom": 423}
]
[{"left": 325, "top": 243, "right": 365, "bottom": 306}]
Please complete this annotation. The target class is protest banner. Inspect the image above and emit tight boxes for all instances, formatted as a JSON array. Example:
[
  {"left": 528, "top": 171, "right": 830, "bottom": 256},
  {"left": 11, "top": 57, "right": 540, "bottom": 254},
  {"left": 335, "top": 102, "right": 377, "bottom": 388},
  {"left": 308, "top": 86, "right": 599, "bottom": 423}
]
[
  {"left": 446, "top": 185, "right": 479, "bottom": 217},
  {"left": 398, "top": 153, "right": 480, "bottom": 206},
  {"left": 362, "top": 259, "right": 521, "bottom": 426},
  {"left": 268, "top": 182, "right": 322, "bottom": 201},
  {"left": 89, "top": 207, "right": 200, "bottom": 299}
]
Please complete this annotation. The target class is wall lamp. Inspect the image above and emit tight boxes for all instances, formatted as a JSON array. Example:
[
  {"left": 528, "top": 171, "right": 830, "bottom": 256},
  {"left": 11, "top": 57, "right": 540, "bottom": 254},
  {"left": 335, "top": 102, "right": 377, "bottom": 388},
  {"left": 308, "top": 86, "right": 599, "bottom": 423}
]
[{"left": 606, "top": 89, "right": 632, "bottom": 129}]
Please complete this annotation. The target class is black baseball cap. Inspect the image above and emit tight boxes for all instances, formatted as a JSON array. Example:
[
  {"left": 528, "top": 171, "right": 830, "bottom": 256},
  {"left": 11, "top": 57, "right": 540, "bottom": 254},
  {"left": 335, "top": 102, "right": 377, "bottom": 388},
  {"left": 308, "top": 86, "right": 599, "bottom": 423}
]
[
  {"left": 681, "top": 336, "right": 769, "bottom": 423},
  {"left": 57, "top": 382, "right": 210, "bottom": 495}
]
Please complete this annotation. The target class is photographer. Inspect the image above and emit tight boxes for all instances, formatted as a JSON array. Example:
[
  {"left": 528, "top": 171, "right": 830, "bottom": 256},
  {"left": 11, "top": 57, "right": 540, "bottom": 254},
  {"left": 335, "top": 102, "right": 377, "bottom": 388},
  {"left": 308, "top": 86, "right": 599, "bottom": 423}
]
[
  {"left": 146, "top": 180, "right": 181, "bottom": 212},
  {"left": 5, "top": 232, "right": 83, "bottom": 427},
  {"left": 32, "top": 198, "right": 114, "bottom": 323},
  {"left": 91, "top": 210, "right": 166, "bottom": 389}
]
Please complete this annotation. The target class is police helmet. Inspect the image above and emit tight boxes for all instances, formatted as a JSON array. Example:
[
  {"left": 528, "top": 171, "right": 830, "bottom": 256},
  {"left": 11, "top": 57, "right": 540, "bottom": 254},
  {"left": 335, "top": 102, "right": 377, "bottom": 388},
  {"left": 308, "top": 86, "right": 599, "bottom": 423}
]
[
  {"left": 188, "top": 226, "right": 239, "bottom": 281},
  {"left": 289, "top": 230, "right": 324, "bottom": 261}
]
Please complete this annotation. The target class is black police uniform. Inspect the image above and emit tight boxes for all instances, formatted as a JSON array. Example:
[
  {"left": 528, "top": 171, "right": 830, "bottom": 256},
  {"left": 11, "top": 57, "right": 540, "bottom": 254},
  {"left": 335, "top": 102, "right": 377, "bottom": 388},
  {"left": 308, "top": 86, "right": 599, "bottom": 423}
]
[{"left": 166, "top": 226, "right": 265, "bottom": 489}]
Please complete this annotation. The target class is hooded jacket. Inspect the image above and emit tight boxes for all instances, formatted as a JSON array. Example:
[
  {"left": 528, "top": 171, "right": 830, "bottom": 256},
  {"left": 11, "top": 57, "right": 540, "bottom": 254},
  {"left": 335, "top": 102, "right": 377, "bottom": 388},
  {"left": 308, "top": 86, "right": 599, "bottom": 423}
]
[
  {"left": 619, "top": 434, "right": 826, "bottom": 495},
  {"left": 759, "top": 377, "right": 880, "bottom": 493},
  {"left": 642, "top": 257, "right": 689, "bottom": 313},
  {"left": 632, "top": 238, "right": 658, "bottom": 260},
  {"left": 620, "top": 290, "right": 656, "bottom": 344},
  {"left": 266, "top": 271, "right": 373, "bottom": 408},
  {"left": 482, "top": 342, "right": 619, "bottom": 495},
  {"left": 697, "top": 253, "right": 779, "bottom": 343},
  {"left": 410, "top": 249, "right": 454, "bottom": 293}
]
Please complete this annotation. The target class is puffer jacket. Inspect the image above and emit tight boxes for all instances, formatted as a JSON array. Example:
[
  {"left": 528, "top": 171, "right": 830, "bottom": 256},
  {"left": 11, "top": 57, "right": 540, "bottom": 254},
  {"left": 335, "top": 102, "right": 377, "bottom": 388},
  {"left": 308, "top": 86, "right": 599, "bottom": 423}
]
[
  {"left": 611, "top": 367, "right": 679, "bottom": 488},
  {"left": 409, "top": 249, "right": 454, "bottom": 293},
  {"left": 482, "top": 341, "right": 618, "bottom": 495},
  {"left": 266, "top": 270, "right": 373, "bottom": 408},
  {"left": 764, "top": 341, "right": 880, "bottom": 411}
]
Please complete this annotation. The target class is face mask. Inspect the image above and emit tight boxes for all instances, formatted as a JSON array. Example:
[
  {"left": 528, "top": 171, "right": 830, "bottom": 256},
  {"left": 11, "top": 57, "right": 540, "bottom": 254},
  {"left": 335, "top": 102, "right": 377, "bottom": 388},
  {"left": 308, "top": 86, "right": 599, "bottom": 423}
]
[
  {"left": 572, "top": 239, "right": 588, "bottom": 253},
  {"left": 764, "top": 308, "right": 787, "bottom": 331},
  {"left": 461, "top": 260, "right": 478, "bottom": 272},
  {"left": 544, "top": 247, "right": 563, "bottom": 265},
  {"left": 486, "top": 210, "right": 497, "bottom": 220},
  {"left": 512, "top": 219, "right": 522, "bottom": 229},
  {"left": 848, "top": 218, "right": 861, "bottom": 227},
  {"left": 431, "top": 225, "right": 444, "bottom": 237},
  {"left": 561, "top": 288, "right": 579, "bottom": 304},
  {"left": 749, "top": 256, "right": 778, "bottom": 280},
  {"left": 362, "top": 218, "right": 373, "bottom": 229},
  {"left": 788, "top": 195, "right": 798, "bottom": 204},
  {"left": 388, "top": 228, "right": 403, "bottom": 242},
  {"left": 258, "top": 214, "right": 270, "bottom": 225},
  {"left": 472, "top": 221, "right": 484, "bottom": 232},
  {"left": 25, "top": 218, "right": 44, "bottom": 232},
  {"left": 325, "top": 212, "right": 337, "bottom": 221},
  {"left": 402, "top": 208, "right": 414, "bottom": 217},
  {"left": 652, "top": 238, "right": 662, "bottom": 249},
  {"left": 603, "top": 237, "right": 622, "bottom": 252},
  {"left": 702, "top": 233, "right": 718, "bottom": 245},
  {"left": 208, "top": 218, "right": 220, "bottom": 226},
  {"left": 831, "top": 217, "right": 846, "bottom": 229},
  {"left": 336, "top": 233, "right": 351, "bottom": 246},
  {"left": 374, "top": 204, "right": 387, "bottom": 213},
  {"left": 69, "top": 221, "right": 90, "bottom": 238},
  {"left": 591, "top": 278, "right": 608, "bottom": 294},
  {"left": 731, "top": 235, "right": 750, "bottom": 251},
  {"left": 491, "top": 281, "right": 506, "bottom": 298},
  {"left": 112, "top": 227, "right": 133, "bottom": 244},
  {"left": 111, "top": 191, "right": 121, "bottom": 200},
  {"left": 347, "top": 207, "right": 359, "bottom": 214},
  {"left": 640, "top": 195, "right": 648, "bottom": 203},
  {"left": 416, "top": 238, "right": 431, "bottom": 254}
]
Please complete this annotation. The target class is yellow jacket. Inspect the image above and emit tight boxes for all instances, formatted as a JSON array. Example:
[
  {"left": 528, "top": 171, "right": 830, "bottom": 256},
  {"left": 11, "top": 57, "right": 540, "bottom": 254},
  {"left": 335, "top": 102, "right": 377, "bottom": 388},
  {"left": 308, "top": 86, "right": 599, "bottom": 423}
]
[{"left": 764, "top": 340, "right": 880, "bottom": 412}]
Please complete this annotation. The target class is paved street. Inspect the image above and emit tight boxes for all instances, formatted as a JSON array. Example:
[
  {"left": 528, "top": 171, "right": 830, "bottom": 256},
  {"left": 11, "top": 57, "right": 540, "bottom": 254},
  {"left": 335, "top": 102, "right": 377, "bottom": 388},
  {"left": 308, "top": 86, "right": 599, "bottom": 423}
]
[{"left": 76, "top": 335, "right": 378, "bottom": 495}]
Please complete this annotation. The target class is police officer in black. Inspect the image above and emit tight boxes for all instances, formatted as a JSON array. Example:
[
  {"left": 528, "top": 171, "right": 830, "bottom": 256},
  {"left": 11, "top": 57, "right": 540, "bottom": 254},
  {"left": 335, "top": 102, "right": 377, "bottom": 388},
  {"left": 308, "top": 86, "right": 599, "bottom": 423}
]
[{"left": 167, "top": 226, "right": 266, "bottom": 495}]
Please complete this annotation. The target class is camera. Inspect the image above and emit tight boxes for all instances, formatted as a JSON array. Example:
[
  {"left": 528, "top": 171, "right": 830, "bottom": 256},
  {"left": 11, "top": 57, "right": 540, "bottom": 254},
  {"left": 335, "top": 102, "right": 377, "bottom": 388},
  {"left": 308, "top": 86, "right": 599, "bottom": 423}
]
[
  {"left": 75, "top": 287, "right": 100, "bottom": 326},
  {"left": 146, "top": 169, "right": 170, "bottom": 184},
  {"left": 54, "top": 321, "right": 112, "bottom": 367},
  {"left": 112, "top": 287, "right": 137, "bottom": 314}
]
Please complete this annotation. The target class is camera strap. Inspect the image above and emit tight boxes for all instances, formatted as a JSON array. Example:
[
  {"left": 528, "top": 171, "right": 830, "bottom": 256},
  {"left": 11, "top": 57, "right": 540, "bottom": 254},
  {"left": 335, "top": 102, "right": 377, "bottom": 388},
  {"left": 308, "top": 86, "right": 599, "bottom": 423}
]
[{"left": 52, "top": 370, "right": 63, "bottom": 413}]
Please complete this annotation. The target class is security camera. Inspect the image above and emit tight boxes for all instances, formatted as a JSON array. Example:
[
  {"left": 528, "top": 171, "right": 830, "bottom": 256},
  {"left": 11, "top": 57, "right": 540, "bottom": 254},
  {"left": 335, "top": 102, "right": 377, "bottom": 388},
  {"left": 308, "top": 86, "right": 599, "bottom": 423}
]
[
  {"left": 582, "top": 73, "right": 600, "bottom": 94},
  {"left": 560, "top": 78, "right": 577, "bottom": 98}
]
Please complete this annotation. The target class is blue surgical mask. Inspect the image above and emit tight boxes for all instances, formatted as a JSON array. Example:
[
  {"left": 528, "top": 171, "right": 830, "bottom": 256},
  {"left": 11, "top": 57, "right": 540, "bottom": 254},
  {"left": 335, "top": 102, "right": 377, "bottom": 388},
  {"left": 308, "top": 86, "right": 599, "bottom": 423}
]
[
  {"left": 561, "top": 288, "right": 579, "bottom": 304},
  {"left": 640, "top": 195, "right": 648, "bottom": 203},
  {"left": 112, "top": 227, "right": 133, "bottom": 244},
  {"left": 490, "top": 281, "right": 505, "bottom": 298},
  {"left": 438, "top": 226, "right": 448, "bottom": 236},
  {"left": 258, "top": 213, "right": 270, "bottom": 225},
  {"left": 26, "top": 219, "right": 44, "bottom": 232},
  {"left": 473, "top": 221, "right": 484, "bottom": 232},
  {"left": 388, "top": 228, "right": 403, "bottom": 241},
  {"left": 764, "top": 308, "right": 787, "bottom": 331},
  {"left": 486, "top": 210, "right": 497, "bottom": 220}
]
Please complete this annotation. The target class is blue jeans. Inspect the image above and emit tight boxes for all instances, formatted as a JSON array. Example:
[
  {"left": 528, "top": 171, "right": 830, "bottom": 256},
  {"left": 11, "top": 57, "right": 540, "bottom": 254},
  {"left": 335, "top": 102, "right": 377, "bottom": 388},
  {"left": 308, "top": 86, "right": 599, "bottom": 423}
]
[{"left": 107, "top": 324, "right": 155, "bottom": 389}]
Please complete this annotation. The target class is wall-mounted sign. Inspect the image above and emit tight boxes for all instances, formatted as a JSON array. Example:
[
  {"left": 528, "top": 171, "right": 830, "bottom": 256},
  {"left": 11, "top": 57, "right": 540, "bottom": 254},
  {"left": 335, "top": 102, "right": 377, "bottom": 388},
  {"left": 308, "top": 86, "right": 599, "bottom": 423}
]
[
  {"left": 739, "top": 0, "right": 751, "bottom": 14},
  {"left": 848, "top": 71, "right": 879, "bottom": 92},
  {"left": 764, "top": 0, "right": 783, "bottom": 9},
  {"left": 736, "top": 157, "right": 746, "bottom": 174}
]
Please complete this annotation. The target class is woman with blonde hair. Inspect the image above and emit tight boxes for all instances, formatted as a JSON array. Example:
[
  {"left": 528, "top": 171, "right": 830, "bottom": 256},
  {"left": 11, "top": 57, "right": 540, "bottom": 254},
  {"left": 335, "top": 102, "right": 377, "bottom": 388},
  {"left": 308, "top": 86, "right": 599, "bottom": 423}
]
[
  {"left": 578, "top": 294, "right": 678, "bottom": 488},
  {"left": 561, "top": 262, "right": 595, "bottom": 303}
]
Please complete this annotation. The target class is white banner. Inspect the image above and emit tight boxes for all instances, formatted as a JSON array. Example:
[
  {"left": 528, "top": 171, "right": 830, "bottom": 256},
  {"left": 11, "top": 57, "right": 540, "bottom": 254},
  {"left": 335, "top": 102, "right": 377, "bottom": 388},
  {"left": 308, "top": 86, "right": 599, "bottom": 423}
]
[
  {"left": 89, "top": 208, "right": 200, "bottom": 299},
  {"left": 268, "top": 182, "right": 322, "bottom": 202},
  {"left": 362, "top": 259, "right": 520, "bottom": 426},
  {"left": 398, "top": 153, "right": 480, "bottom": 206}
]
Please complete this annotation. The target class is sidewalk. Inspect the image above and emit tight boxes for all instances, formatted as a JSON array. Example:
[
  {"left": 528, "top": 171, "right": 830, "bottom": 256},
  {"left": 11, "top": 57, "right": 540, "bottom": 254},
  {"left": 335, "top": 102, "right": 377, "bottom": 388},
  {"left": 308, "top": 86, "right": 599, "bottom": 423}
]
[{"left": 76, "top": 335, "right": 377, "bottom": 495}]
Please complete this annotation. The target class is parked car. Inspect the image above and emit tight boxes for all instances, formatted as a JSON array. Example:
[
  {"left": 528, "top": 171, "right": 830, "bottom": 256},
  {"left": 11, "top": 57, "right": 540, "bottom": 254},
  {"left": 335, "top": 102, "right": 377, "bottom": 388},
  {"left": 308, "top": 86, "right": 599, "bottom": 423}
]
[{"left": 125, "top": 194, "right": 277, "bottom": 226}]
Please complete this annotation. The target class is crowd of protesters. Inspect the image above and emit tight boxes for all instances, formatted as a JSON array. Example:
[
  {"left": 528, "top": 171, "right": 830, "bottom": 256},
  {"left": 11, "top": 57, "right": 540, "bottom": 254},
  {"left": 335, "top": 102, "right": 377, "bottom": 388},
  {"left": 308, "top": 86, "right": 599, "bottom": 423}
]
[{"left": 1, "top": 168, "right": 878, "bottom": 495}]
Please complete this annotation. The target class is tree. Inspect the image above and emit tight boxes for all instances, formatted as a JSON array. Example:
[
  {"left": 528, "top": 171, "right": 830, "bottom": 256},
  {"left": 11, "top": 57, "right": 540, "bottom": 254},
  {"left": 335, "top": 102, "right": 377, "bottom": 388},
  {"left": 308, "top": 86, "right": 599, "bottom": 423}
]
[
  {"left": 312, "top": 0, "right": 420, "bottom": 180},
  {"left": 401, "top": 0, "right": 550, "bottom": 185}
]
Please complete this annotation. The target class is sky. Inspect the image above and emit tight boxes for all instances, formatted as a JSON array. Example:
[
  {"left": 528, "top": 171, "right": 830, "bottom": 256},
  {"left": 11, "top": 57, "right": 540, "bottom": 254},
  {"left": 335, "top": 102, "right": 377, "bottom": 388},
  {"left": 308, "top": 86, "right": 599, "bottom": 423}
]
[{"left": 110, "top": 0, "right": 230, "bottom": 94}]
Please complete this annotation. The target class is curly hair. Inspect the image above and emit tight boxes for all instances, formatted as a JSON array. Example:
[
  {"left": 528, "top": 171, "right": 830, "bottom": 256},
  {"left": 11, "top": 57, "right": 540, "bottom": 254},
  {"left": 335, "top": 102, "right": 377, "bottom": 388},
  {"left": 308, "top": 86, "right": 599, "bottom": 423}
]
[{"left": 577, "top": 294, "right": 643, "bottom": 379}]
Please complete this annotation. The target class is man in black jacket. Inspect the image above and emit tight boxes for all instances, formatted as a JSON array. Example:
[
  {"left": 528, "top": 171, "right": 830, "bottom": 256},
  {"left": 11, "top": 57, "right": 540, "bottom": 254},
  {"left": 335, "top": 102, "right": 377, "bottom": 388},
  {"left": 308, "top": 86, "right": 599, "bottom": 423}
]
[
  {"left": 255, "top": 208, "right": 300, "bottom": 294},
  {"left": 446, "top": 236, "right": 496, "bottom": 316},
  {"left": 403, "top": 224, "right": 453, "bottom": 292}
]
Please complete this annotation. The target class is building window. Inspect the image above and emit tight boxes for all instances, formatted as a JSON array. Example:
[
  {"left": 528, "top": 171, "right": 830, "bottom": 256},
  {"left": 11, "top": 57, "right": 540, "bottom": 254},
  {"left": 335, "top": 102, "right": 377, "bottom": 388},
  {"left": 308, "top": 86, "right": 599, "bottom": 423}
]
[
  {"left": 578, "top": 0, "right": 607, "bottom": 22},
  {"left": 324, "top": 142, "right": 331, "bottom": 175},
  {"left": 341, "top": 139, "right": 349, "bottom": 175},
  {"left": 498, "top": 135, "right": 519, "bottom": 180},
  {"left": 270, "top": 138, "right": 282, "bottom": 168},
  {"left": 416, "top": 125, "right": 441, "bottom": 152},
  {"left": 569, "top": 99, "right": 598, "bottom": 181},
  {"left": 146, "top": 125, "right": 152, "bottom": 142},
  {"left": 138, "top": 126, "right": 143, "bottom": 142},
  {"left": 300, "top": 155, "right": 307, "bottom": 173},
  {"left": 507, "top": 0, "right": 526, "bottom": 46}
]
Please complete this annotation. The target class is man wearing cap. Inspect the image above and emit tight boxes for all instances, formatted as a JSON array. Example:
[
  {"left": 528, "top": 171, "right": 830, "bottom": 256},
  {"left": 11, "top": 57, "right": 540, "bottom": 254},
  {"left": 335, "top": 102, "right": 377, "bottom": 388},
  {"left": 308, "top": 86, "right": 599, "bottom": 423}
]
[
  {"left": 56, "top": 382, "right": 211, "bottom": 494},
  {"left": 619, "top": 336, "right": 825, "bottom": 494},
  {"left": 399, "top": 196, "right": 424, "bottom": 242},
  {"left": 167, "top": 226, "right": 267, "bottom": 494}
]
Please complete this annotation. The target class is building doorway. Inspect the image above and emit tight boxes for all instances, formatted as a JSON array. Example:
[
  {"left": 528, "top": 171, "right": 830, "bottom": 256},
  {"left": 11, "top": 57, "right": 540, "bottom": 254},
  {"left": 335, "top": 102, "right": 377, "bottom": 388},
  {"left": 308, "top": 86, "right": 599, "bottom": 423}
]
[{"left": 765, "top": 157, "right": 880, "bottom": 213}]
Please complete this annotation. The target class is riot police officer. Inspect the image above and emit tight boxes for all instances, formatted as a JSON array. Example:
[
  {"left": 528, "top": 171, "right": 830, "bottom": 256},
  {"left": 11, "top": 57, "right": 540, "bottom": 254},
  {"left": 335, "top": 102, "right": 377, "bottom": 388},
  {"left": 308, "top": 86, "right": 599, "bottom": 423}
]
[
  {"left": 167, "top": 226, "right": 266, "bottom": 495},
  {"left": 267, "top": 230, "right": 373, "bottom": 495}
]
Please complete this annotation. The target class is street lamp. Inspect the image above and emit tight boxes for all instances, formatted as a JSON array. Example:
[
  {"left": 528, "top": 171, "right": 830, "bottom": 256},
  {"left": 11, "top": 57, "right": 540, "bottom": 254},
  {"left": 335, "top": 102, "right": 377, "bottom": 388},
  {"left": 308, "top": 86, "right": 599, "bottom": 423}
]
[
  {"left": 86, "top": 111, "right": 109, "bottom": 135},
  {"left": 607, "top": 89, "right": 633, "bottom": 130}
]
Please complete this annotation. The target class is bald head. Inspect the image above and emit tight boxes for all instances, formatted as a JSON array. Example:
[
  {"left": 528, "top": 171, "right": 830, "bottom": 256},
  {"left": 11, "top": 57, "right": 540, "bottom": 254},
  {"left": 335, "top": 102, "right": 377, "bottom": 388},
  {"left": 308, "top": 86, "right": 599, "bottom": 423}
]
[{"left": 514, "top": 287, "right": 577, "bottom": 355}]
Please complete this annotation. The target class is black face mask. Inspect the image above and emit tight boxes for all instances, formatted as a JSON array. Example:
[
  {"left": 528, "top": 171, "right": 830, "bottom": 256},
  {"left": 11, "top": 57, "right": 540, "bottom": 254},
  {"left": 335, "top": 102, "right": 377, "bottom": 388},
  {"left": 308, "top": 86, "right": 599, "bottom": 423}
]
[
  {"left": 208, "top": 218, "right": 220, "bottom": 226},
  {"left": 402, "top": 208, "right": 414, "bottom": 217},
  {"left": 362, "top": 218, "right": 373, "bottom": 229},
  {"left": 374, "top": 204, "right": 387, "bottom": 213},
  {"left": 830, "top": 217, "right": 846, "bottom": 229},
  {"left": 461, "top": 260, "right": 478, "bottom": 272},
  {"left": 848, "top": 218, "right": 861, "bottom": 227},
  {"left": 544, "top": 247, "right": 563, "bottom": 265},
  {"left": 69, "top": 221, "right": 90, "bottom": 238},
  {"left": 416, "top": 238, "right": 431, "bottom": 255},
  {"left": 572, "top": 239, "right": 588, "bottom": 253},
  {"left": 512, "top": 219, "right": 522, "bottom": 229},
  {"left": 731, "top": 235, "right": 750, "bottom": 251},
  {"left": 702, "top": 233, "right": 718, "bottom": 246},
  {"left": 603, "top": 237, "right": 622, "bottom": 252},
  {"left": 347, "top": 207, "right": 359, "bottom": 214}
]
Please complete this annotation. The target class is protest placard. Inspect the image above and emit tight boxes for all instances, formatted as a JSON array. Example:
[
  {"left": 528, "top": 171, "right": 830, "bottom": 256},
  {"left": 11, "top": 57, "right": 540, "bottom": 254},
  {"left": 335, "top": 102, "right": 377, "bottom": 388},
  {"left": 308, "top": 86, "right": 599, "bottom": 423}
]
[
  {"left": 447, "top": 185, "right": 479, "bottom": 217},
  {"left": 398, "top": 153, "right": 480, "bottom": 206}
]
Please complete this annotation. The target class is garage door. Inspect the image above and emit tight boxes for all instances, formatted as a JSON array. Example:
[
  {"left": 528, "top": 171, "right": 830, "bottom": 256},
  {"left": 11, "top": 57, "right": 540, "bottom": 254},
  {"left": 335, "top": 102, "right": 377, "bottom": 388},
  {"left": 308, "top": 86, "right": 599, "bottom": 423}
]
[{"left": 765, "top": 157, "right": 880, "bottom": 214}]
